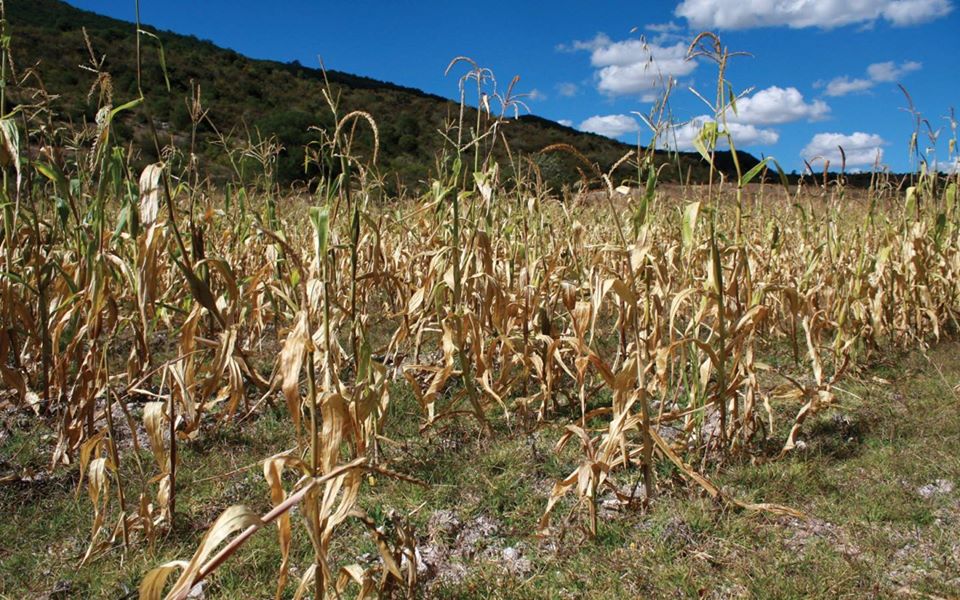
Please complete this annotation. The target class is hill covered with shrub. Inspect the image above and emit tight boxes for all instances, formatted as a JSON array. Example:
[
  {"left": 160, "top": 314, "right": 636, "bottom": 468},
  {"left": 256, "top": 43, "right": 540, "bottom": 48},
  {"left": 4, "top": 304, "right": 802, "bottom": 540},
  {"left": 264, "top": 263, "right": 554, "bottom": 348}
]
[{"left": 6, "top": 0, "right": 760, "bottom": 190}]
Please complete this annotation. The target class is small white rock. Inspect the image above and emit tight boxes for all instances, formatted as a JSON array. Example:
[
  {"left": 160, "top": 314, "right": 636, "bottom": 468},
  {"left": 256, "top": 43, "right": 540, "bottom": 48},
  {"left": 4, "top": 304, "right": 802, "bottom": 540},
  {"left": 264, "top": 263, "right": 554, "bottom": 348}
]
[
  {"left": 186, "top": 581, "right": 205, "bottom": 599},
  {"left": 918, "top": 479, "right": 954, "bottom": 499}
]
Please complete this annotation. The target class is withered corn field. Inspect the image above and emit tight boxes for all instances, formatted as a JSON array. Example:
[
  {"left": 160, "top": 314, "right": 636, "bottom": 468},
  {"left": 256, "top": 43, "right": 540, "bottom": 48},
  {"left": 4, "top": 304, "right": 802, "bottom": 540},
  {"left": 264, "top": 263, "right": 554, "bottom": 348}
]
[{"left": 0, "top": 12, "right": 959, "bottom": 599}]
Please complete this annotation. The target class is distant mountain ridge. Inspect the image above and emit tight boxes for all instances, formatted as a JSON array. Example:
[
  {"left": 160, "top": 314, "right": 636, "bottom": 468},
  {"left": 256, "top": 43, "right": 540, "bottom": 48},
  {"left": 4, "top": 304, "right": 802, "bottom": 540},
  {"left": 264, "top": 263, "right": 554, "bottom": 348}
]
[{"left": 6, "top": 0, "right": 762, "bottom": 189}]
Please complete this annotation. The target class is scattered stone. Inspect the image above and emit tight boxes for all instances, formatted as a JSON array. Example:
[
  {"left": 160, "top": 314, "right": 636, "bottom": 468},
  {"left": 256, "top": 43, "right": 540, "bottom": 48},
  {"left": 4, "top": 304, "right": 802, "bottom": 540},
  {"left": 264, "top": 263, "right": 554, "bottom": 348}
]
[
  {"left": 416, "top": 511, "right": 537, "bottom": 588},
  {"left": 701, "top": 582, "right": 749, "bottom": 599},
  {"left": 933, "top": 499, "right": 960, "bottom": 527},
  {"left": 782, "top": 517, "right": 860, "bottom": 558},
  {"left": 500, "top": 545, "right": 532, "bottom": 575},
  {"left": 917, "top": 479, "right": 954, "bottom": 499},
  {"left": 598, "top": 482, "right": 648, "bottom": 519},
  {"left": 456, "top": 515, "right": 500, "bottom": 558},
  {"left": 427, "top": 509, "right": 461, "bottom": 543},
  {"left": 186, "top": 581, "right": 205, "bottom": 599}
]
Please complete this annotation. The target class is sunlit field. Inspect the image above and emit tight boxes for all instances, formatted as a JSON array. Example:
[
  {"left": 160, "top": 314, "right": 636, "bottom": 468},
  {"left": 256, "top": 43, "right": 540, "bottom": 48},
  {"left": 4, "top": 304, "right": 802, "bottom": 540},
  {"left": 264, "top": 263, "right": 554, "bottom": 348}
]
[{"left": 1, "top": 3, "right": 959, "bottom": 599}]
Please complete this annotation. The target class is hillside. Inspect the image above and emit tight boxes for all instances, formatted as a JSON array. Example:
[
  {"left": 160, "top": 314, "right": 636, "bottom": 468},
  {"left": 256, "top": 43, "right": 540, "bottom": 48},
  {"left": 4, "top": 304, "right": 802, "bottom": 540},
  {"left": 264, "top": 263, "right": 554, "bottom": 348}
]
[{"left": 5, "top": 0, "right": 760, "bottom": 190}]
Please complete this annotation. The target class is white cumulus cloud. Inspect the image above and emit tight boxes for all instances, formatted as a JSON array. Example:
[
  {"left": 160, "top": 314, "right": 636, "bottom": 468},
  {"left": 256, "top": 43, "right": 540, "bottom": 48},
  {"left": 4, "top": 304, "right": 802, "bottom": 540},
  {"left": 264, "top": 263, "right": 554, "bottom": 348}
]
[
  {"left": 578, "top": 114, "right": 640, "bottom": 138},
  {"left": 675, "top": 0, "right": 953, "bottom": 30},
  {"left": 660, "top": 87, "right": 824, "bottom": 150},
  {"left": 866, "top": 60, "right": 922, "bottom": 82},
  {"left": 824, "top": 77, "right": 875, "bottom": 96},
  {"left": 938, "top": 156, "right": 960, "bottom": 174},
  {"left": 558, "top": 119, "right": 574, "bottom": 127},
  {"left": 881, "top": 0, "right": 954, "bottom": 24},
  {"left": 564, "top": 33, "right": 697, "bottom": 98},
  {"left": 727, "top": 86, "right": 830, "bottom": 125},
  {"left": 646, "top": 22, "right": 683, "bottom": 33},
  {"left": 556, "top": 82, "right": 579, "bottom": 97},
  {"left": 664, "top": 115, "right": 780, "bottom": 150},
  {"left": 526, "top": 89, "right": 547, "bottom": 101},
  {"left": 822, "top": 60, "right": 923, "bottom": 96},
  {"left": 802, "top": 132, "right": 886, "bottom": 167}
]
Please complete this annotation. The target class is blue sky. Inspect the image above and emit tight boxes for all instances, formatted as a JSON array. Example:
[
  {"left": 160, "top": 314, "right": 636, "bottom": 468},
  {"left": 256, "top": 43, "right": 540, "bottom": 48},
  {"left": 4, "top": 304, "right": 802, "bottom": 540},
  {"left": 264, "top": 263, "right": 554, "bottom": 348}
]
[{"left": 65, "top": 0, "right": 959, "bottom": 172}]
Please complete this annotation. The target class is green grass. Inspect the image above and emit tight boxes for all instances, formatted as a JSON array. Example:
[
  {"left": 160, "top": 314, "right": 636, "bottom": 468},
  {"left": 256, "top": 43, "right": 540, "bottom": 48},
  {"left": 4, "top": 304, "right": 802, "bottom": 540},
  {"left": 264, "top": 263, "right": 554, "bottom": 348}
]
[{"left": 3, "top": 343, "right": 959, "bottom": 598}]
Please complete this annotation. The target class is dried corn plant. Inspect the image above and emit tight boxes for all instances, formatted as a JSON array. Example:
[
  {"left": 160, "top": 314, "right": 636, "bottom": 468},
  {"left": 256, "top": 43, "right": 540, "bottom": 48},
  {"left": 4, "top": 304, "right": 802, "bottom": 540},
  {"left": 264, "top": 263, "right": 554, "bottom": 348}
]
[{"left": 0, "top": 6, "right": 958, "bottom": 597}]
